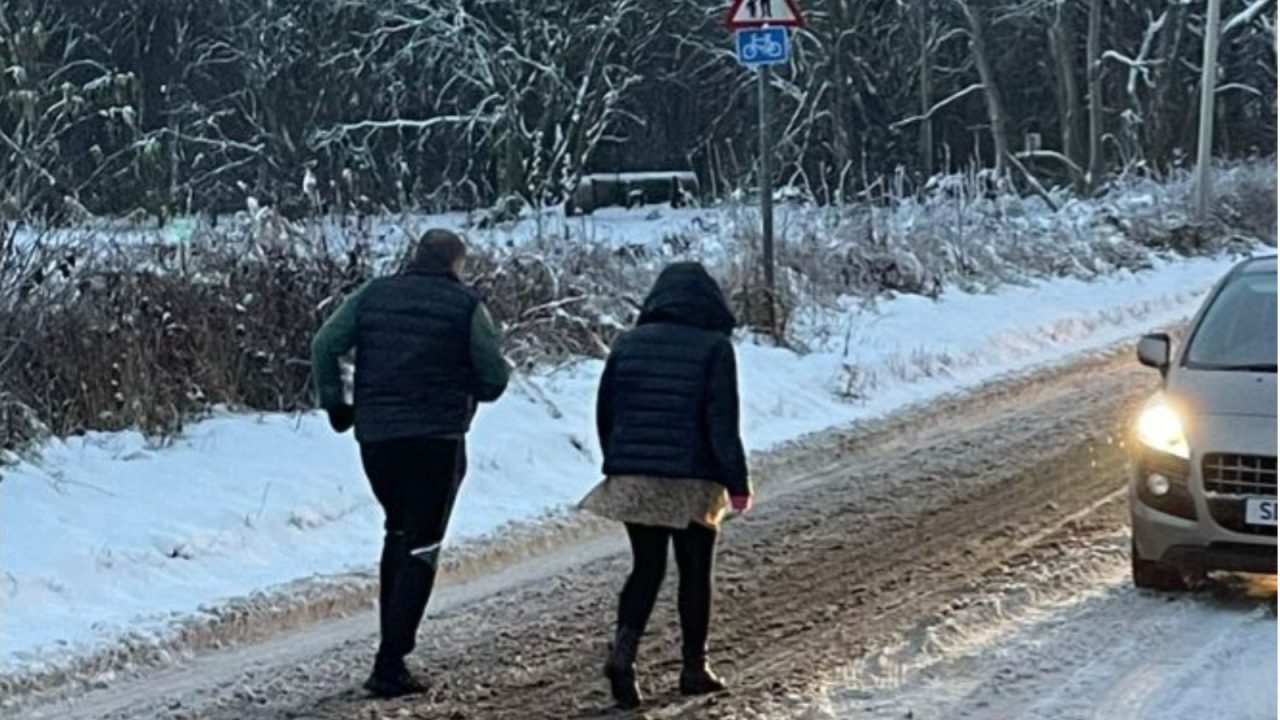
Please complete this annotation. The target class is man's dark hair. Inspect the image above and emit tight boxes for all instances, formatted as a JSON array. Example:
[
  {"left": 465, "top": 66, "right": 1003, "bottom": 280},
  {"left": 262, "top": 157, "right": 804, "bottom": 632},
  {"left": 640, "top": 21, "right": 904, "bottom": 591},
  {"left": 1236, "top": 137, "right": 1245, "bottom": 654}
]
[{"left": 410, "top": 229, "right": 467, "bottom": 272}]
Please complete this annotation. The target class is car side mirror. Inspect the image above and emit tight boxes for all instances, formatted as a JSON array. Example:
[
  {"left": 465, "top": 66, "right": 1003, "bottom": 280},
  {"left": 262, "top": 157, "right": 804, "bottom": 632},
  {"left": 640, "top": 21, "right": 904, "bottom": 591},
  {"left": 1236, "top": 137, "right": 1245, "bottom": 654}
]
[{"left": 1137, "top": 333, "right": 1172, "bottom": 375}]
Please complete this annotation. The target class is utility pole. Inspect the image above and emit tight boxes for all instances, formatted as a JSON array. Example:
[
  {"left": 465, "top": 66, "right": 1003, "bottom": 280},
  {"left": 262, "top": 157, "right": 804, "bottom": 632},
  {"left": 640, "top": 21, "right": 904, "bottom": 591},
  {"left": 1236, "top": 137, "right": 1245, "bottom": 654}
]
[
  {"left": 758, "top": 63, "right": 776, "bottom": 336},
  {"left": 1195, "top": 0, "right": 1223, "bottom": 218}
]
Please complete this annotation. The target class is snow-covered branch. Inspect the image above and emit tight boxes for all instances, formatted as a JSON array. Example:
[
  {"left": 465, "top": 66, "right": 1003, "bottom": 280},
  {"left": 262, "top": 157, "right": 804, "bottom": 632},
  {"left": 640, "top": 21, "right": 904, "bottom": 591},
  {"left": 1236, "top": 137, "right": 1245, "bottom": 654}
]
[
  {"left": 1223, "top": 0, "right": 1273, "bottom": 38},
  {"left": 890, "top": 83, "right": 986, "bottom": 130},
  {"left": 311, "top": 116, "right": 498, "bottom": 147}
]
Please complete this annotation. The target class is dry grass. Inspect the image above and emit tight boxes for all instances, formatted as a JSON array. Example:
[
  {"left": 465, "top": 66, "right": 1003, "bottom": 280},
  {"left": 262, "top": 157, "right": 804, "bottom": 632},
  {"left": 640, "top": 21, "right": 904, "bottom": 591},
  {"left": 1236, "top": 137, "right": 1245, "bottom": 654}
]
[
  {"left": 0, "top": 227, "right": 370, "bottom": 448},
  {"left": 0, "top": 224, "right": 654, "bottom": 449}
]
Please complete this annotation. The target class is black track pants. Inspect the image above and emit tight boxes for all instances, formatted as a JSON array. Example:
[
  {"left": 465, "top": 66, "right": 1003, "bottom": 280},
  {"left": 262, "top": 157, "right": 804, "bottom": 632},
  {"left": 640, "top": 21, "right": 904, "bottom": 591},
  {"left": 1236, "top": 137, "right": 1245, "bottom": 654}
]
[{"left": 359, "top": 436, "right": 466, "bottom": 669}]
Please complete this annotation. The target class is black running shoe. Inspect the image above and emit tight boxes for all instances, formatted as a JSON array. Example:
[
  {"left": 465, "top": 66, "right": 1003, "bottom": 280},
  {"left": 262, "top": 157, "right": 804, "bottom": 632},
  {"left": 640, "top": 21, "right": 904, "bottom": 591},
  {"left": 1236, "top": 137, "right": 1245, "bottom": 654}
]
[{"left": 363, "top": 665, "right": 427, "bottom": 699}]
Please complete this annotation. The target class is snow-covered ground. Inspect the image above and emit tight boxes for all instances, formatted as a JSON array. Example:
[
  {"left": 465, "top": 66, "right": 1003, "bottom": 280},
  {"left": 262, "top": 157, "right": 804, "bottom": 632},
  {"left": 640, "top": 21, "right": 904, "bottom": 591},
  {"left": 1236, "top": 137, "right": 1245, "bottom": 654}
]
[
  {"left": 818, "top": 533, "right": 1277, "bottom": 720},
  {"left": 0, "top": 252, "right": 1253, "bottom": 675},
  {"left": 19, "top": 160, "right": 1273, "bottom": 277},
  {"left": 15, "top": 205, "right": 727, "bottom": 253}
]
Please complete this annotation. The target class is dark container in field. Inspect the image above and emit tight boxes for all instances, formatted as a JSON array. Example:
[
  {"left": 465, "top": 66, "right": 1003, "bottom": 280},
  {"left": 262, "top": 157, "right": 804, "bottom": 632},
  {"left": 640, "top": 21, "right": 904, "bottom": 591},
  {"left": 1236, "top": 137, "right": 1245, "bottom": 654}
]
[{"left": 566, "top": 172, "right": 699, "bottom": 216}]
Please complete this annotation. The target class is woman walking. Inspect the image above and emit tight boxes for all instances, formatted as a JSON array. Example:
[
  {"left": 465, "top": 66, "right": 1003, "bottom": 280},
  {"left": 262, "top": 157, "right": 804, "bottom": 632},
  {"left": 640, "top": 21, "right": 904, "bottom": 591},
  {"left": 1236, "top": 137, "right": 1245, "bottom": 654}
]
[{"left": 581, "top": 262, "right": 753, "bottom": 709}]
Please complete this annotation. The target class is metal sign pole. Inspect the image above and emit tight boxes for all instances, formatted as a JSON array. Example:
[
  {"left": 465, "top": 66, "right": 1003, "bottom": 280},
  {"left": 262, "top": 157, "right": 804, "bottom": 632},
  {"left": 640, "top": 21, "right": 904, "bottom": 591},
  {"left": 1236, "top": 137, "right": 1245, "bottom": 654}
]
[
  {"left": 729, "top": 0, "right": 803, "bottom": 338},
  {"left": 758, "top": 62, "right": 776, "bottom": 336}
]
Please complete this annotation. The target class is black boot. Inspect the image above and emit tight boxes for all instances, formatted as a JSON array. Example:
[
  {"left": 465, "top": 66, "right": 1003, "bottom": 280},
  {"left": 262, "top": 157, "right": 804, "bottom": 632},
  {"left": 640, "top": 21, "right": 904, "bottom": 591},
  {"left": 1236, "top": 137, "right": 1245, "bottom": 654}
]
[
  {"left": 364, "top": 655, "right": 428, "bottom": 699},
  {"left": 679, "top": 656, "right": 726, "bottom": 696},
  {"left": 603, "top": 627, "right": 643, "bottom": 709}
]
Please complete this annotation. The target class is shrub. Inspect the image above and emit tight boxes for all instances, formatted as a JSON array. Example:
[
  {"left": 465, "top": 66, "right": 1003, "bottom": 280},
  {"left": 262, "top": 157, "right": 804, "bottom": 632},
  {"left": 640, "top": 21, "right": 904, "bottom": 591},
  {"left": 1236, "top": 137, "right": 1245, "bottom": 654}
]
[
  {"left": 0, "top": 227, "right": 369, "bottom": 447},
  {"left": 1, "top": 160, "right": 1273, "bottom": 451}
]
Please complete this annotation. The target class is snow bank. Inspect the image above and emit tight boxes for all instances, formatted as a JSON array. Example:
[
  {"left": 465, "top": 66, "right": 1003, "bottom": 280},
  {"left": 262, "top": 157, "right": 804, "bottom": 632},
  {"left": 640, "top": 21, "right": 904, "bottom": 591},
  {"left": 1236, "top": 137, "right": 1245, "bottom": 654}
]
[{"left": 0, "top": 253, "right": 1246, "bottom": 673}]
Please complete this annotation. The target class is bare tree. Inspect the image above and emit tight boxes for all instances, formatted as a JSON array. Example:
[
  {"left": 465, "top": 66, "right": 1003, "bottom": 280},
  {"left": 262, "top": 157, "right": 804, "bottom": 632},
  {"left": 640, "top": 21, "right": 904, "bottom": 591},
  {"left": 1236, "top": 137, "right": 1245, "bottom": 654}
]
[
  {"left": 0, "top": 4, "right": 139, "bottom": 219},
  {"left": 958, "top": 0, "right": 1011, "bottom": 176},
  {"left": 1048, "top": 1, "right": 1084, "bottom": 186},
  {"left": 2, "top": 0, "right": 1274, "bottom": 218},
  {"left": 1085, "top": 0, "right": 1105, "bottom": 193}
]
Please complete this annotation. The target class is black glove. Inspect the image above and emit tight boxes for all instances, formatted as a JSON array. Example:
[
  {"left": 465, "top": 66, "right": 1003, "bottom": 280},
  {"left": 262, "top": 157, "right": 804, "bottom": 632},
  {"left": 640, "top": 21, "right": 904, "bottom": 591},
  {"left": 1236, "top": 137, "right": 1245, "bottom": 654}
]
[{"left": 326, "top": 403, "right": 355, "bottom": 434}]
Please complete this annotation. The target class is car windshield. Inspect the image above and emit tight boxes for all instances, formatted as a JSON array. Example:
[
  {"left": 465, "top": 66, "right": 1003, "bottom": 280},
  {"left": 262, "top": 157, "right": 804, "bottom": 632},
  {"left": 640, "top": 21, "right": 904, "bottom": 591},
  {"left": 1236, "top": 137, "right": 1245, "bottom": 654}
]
[{"left": 1185, "top": 270, "right": 1278, "bottom": 371}]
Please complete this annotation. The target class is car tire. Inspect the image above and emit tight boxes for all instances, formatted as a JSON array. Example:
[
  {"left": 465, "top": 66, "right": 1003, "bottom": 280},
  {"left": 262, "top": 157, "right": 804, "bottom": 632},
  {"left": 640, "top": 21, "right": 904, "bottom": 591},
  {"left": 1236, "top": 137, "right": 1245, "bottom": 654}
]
[{"left": 1131, "top": 540, "right": 1189, "bottom": 591}]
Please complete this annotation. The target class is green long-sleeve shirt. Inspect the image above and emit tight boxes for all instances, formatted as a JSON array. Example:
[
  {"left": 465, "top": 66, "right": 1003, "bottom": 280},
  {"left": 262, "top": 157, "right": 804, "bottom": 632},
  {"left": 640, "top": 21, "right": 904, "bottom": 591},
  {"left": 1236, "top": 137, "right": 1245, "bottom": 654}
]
[{"left": 310, "top": 282, "right": 510, "bottom": 410}]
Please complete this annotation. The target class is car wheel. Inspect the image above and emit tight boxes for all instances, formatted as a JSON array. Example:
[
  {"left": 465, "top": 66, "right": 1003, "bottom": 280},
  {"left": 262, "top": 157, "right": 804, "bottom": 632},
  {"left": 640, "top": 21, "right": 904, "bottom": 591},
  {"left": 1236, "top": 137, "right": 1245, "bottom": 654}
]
[{"left": 1131, "top": 540, "right": 1189, "bottom": 591}]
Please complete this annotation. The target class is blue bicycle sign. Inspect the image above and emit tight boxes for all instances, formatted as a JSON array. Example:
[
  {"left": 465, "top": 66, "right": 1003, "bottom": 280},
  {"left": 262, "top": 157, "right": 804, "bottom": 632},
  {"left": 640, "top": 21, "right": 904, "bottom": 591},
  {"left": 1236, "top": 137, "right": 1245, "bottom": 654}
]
[{"left": 734, "top": 27, "right": 788, "bottom": 67}]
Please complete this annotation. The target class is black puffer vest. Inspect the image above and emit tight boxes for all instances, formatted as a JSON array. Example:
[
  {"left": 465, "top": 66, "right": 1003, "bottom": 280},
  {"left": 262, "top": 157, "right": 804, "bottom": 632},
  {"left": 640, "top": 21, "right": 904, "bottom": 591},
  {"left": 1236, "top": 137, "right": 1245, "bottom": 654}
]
[
  {"left": 598, "top": 263, "right": 746, "bottom": 491},
  {"left": 354, "top": 268, "right": 479, "bottom": 443}
]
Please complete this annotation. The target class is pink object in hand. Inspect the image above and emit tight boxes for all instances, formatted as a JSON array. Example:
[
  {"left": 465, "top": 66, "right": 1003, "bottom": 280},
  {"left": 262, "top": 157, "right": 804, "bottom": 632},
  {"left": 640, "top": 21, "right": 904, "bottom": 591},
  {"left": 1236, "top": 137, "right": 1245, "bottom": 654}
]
[{"left": 730, "top": 494, "right": 754, "bottom": 514}]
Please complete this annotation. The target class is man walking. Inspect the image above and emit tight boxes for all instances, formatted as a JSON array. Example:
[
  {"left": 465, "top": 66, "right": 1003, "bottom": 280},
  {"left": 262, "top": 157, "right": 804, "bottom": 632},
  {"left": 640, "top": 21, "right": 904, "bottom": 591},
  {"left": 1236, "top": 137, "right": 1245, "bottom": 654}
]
[{"left": 311, "top": 229, "right": 509, "bottom": 698}]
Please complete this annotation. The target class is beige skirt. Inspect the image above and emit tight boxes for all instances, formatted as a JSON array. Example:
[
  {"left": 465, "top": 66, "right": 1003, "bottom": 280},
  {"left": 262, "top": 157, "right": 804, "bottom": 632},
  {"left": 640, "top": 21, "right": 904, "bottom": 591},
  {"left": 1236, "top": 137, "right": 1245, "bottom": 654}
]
[{"left": 579, "top": 474, "right": 730, "bottom": 530}]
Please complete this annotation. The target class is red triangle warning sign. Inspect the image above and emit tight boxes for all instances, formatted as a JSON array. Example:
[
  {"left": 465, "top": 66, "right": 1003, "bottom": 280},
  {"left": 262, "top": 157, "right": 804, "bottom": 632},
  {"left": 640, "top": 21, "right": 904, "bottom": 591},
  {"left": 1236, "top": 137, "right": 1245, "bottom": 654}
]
[{"left": 726, "top": 0, "right": 805, "bottom": 28}]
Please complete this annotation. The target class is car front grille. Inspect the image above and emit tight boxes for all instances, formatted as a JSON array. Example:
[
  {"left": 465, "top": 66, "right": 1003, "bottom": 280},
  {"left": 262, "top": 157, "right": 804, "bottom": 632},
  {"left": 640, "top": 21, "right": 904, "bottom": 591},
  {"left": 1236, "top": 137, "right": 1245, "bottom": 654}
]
[{"left": 1202, "top": 454, "right": 1277, "bottom": 497}]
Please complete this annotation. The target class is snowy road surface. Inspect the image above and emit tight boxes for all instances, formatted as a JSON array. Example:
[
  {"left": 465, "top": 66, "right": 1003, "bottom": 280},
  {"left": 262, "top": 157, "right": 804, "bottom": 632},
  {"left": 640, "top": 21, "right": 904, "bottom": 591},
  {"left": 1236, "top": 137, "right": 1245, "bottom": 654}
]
[
  {"left": 7, "top": 347, "right": 1274, "bottom": 720},
  {"left": 818, "top": 539, "right": 1276, "bottom": 720}
]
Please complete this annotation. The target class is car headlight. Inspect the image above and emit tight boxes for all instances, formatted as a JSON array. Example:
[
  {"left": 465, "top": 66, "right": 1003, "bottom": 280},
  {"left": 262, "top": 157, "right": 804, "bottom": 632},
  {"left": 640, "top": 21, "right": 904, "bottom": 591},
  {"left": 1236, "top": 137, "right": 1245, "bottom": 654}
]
[{"left": 1136, "top": 399, "right": 1190, "bottom": 460}]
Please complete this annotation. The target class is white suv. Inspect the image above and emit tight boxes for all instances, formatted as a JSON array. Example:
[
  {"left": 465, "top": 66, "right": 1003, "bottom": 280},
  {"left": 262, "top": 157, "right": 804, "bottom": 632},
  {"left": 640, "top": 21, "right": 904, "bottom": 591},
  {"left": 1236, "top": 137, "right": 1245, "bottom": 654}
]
[{"left": 1130, "top": 255, "right": 1277, "bottom": 590}]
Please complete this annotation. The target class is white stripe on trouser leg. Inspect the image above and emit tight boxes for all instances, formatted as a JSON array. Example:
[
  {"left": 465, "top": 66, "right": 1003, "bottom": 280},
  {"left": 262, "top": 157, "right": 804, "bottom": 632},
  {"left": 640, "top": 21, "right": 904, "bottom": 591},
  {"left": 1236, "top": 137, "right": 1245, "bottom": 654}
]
[{"left": 409, "top": 542, "right": 442, "bottom": 565}]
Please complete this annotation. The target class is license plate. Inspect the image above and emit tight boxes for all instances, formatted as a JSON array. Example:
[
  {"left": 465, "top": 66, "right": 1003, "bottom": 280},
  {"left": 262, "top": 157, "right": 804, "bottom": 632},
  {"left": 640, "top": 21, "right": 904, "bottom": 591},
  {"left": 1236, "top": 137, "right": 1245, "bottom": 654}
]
[{"left": 1245, "top": 498, "right": 1278, "bottom": 526}]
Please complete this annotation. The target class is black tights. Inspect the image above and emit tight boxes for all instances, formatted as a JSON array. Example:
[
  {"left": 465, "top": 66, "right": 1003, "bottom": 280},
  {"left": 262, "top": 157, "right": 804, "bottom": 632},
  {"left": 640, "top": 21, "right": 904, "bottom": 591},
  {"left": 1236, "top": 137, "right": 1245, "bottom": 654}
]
[{"left": 617, "top": 522, "right": 718, "bottom": 661}]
